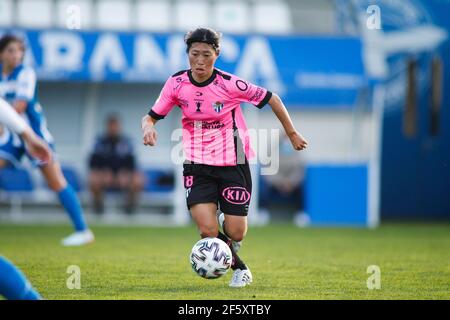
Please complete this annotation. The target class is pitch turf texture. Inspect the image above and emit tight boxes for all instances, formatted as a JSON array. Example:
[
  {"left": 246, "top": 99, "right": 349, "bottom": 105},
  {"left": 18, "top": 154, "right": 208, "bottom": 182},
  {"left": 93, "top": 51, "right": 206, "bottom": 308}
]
[{"left": 0, "top": 223, "right": 449, "bottom": 300}]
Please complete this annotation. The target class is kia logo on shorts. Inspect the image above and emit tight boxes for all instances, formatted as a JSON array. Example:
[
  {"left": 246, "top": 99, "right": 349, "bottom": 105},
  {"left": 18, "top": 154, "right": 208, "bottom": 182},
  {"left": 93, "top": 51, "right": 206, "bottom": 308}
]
[{"left": 222, "top": 187, "right": 251, "bottom": 205}]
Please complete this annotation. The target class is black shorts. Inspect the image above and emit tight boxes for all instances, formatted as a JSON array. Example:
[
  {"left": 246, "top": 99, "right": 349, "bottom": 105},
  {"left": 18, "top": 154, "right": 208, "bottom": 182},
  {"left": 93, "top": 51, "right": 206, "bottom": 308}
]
[{"left": 183, "top": 161, "right": 252, "bottom": 216}]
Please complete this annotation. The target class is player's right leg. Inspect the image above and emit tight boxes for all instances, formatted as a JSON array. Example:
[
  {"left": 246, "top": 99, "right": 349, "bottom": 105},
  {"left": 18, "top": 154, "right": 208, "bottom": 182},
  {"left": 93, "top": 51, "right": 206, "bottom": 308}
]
[
  {"left": 40, "top": 160, "right": 94, "bottom": 246},
  {"left": 0, "top": 256, "right": 41, "bottom": 300},
  {"left": 190, "top": 203, "right": 219, "bottom": 238}
]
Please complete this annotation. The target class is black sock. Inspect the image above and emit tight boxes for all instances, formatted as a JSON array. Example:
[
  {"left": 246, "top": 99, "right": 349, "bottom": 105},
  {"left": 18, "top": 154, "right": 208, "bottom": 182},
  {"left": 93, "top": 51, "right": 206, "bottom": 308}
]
[
  {"left": 217, "top": 231, "right": 231, "bottom": 246},
  {"left": 217, "top": 231, "right": 247, "bottom": 271}
]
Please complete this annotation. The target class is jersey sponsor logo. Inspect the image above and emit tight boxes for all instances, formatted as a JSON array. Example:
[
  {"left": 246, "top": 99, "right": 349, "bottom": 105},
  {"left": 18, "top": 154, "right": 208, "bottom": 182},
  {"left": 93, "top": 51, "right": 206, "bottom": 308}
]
[
  {"left": 213, "top": 79, "right": 229, "bottom": 92},
  {"left": 191, "top": 120, "right": 225, "bottom": 130},
  {"left": 212, "top": 101, "right": 224, "bottom": 113},
  {"left": 222, "top": 186, "right": 251, "bottom": 205},
  {"left": 235, "top": 80, "right": 248, "bottom": 91},
  {"left": 178, "top": 99, "right": 189, "bottom": 108},
  {"left": 249, "top": 87, "right": 264, "bottom": 102},
  {"left": 195, "top": 91, "right": 203, "bottom": 96}
]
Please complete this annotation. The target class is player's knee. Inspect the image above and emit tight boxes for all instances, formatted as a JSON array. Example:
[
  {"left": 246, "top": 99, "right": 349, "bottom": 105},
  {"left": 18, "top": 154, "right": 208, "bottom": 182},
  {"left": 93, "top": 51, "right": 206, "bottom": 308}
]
[
  {"left": 199, "top": 225, "right": 219, "bottom": 238},
  {"left": 47, "top": 179, "right": 66, "bottom": 192},
  {"left": 226, "top": 227, "right": 246, "bottom": 242}
]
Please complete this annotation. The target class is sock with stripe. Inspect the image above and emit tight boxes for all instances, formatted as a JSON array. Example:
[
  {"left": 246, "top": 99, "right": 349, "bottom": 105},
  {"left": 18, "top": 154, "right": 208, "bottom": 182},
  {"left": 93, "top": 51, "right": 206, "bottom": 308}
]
[{"left": 217, "top": 231, "right": 247, "bottom": 271}]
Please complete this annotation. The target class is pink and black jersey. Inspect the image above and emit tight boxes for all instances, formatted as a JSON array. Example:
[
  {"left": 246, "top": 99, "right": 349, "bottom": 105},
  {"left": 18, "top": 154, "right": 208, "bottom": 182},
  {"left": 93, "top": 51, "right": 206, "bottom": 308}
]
[{"left": 148, "top": 68, "right": 272, "bottom": 166}]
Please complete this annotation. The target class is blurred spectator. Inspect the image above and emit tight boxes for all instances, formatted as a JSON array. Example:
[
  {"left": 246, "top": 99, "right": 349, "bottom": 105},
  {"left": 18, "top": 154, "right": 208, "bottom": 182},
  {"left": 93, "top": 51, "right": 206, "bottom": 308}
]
[
  {"left": 88, "top": 114, "right": 143, "bottom": 214},
  {"left": 259, "top": 131, "right": 309, "bottom": 226}
]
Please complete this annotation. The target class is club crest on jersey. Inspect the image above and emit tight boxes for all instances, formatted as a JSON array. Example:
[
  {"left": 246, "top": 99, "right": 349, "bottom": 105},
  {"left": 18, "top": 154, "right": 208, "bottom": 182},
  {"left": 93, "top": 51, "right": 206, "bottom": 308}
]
[
  {"left": 195, "top": 101, "right": 202, "bottom": 112},
  {"left": 212, "top": 101, "right": 224, "bottom": 113}
]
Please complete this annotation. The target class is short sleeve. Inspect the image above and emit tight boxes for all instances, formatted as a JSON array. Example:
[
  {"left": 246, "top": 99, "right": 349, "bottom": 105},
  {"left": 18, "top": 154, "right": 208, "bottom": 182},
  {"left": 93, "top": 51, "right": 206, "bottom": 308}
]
[
  {"left": 16, "top": 68, "right": 37, "bottom": 102},
  {"left": 231, "top": 76, "right": 272, "bottom": 109},
  {"left": 148, "top": 77, "right": 177, "bottom": 120}
]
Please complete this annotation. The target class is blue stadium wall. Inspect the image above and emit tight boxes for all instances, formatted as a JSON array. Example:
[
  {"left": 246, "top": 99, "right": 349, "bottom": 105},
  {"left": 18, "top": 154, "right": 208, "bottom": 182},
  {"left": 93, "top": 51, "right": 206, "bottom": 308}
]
[{"left": 380, "top": 0, "right": 450, "bottom": 220}]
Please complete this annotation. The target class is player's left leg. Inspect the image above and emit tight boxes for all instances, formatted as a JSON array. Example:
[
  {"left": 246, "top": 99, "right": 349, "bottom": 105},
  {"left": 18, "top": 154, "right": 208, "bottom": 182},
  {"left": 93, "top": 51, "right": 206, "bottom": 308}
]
[
  {"left": 222, "top": 214, "right": 247, "bottom": 242},
  {"left": 0, "top": 256, "right": 41, "bottom": 300},
  {"left": 217, "top": 163, "right": 253, "bottom": 288},
  {"left": 218, "top": 160, "right": 252, "bottom": 252},
  {"left": 219, "top": 214, "right": 252, "bottom": 288},
  {"left": 39, "top": 161, "right": 94, "bottom": 246}
]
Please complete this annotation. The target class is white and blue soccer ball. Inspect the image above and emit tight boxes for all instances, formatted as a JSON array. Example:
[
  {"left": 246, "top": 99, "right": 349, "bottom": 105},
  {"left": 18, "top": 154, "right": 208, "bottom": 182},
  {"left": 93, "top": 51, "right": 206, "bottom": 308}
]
[{"left": 190, "top": 237, "right": 232, "bottom": 279}]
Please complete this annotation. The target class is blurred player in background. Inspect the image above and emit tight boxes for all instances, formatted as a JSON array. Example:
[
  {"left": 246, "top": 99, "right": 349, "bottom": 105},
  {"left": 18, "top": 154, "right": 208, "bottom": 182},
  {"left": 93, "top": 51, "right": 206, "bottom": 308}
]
[
  {"left": 142, "top": 28, "right": 308, "bottom": 287},
  {"left": 259, "top": 131, "right": 308, "bottom": 226},
  {"left": 0, "top": 97, "right": 48, "bottom": 300},
  {"left": 88, "top": 113, "right": 143, "bottom": 214},
  {"left": 0, "top": 34, "right": 94, "bottom": 246}
]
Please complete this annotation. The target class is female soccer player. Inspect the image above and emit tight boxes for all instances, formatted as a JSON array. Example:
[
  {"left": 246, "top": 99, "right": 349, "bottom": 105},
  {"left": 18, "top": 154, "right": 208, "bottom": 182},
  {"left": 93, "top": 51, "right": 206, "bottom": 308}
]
[
  {"left": 0, "top": 97, "right": 49, "bottom": 300},
  {"left": 0, "top": 34, "right": 94, "bottom": 246},
  {"left": 0, "top": 97, "right": 51, "bottom": 163},
  {"left": 141, "top": 28, "right": 308, "bottom": 287}
]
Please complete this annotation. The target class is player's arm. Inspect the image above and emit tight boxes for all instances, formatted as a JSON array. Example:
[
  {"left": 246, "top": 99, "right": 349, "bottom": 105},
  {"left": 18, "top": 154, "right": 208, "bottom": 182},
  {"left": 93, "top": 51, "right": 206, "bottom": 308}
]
[
  {"left": 12, "top": 100, "right": 28, "bottom": 114},
  {"left": 268, "top": 93, "right": 308, "bottom": 151},
  {"left": 141, "top": 76, "right": 177, "bottom": 147},
  {"left": 141, "top": 115, "right": 159, "bottom": 146},
  {"left": 231, "top": 76, "right": 308, "bottom": 151},
  {"left": 0, "top": 98, "right": 51, "bottom": 162},
  {"left": 0, "top": 98, "right": 27, "bottom": 133},
  {"left": 20, "top": 128, "right": 52, "bottom": 163}
]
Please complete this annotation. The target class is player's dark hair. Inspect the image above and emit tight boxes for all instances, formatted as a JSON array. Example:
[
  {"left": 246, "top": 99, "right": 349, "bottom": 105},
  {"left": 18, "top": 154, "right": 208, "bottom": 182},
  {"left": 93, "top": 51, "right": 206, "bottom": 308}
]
[
  {"left": 184, "top": 28, "right": 221, "bottom": 54},
  {"left": 0, "top": 34, "right": 25, "bottom": 54}
]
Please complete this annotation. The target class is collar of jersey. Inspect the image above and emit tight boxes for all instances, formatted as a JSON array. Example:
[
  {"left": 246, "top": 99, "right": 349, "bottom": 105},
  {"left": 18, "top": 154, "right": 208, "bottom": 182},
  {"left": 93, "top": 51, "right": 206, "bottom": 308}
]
[
  {"left": 188, "top": 68, "right": 218, "bottom": 87},
  {"left": 1, "top": 64, "right": 24, "bottom": 80}
]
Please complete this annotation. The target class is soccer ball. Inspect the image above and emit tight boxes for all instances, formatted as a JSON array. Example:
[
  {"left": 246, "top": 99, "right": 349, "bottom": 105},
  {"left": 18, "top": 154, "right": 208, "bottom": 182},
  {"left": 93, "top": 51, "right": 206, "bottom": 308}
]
[{"left": 190, "top": 237, "right": 232, "bottom": 279}]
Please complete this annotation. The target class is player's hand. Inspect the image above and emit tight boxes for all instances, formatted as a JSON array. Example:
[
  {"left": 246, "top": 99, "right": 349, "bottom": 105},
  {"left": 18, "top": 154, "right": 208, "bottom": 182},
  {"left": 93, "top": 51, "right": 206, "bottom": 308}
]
[
  {"left": 21, "top": 129, "right": 52, "bottom": 163},
  {"left": 142, "top": 124, "right": 157, "bottom": 146},
  {"left": 288, "top": 131, "right": 308, "bottom": 151}
]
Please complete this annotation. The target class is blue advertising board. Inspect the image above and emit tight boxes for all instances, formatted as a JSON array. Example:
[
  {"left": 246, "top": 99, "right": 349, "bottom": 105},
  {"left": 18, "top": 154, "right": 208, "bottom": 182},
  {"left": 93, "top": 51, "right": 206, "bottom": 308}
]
[{"left": 1, "top": 29, "right": 366, "bottom": 107}]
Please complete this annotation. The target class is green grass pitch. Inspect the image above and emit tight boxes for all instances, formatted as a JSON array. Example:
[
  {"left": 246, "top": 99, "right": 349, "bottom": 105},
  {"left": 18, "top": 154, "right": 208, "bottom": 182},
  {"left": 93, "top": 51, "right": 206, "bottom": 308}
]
[{"left": 0, "top": 223, "right": 449, "bottom": 299}]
